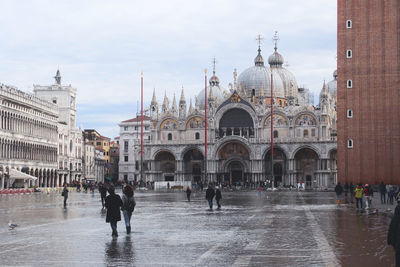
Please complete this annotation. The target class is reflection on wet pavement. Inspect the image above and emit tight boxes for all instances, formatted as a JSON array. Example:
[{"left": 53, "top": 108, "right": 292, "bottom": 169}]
[{"left": 0, "top": 190, "right": 395, "bottom": 266}]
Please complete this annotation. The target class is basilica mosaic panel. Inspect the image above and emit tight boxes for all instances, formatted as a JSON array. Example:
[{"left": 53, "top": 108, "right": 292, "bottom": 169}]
[
  {"left": 186, "top": 116, "right": 205, "bottom": 129},
  {"left": 160, "top": 118, "right": 178, "bottom": 130},
  {"left": 295, "top": 114, "right": 316, "bottom": 126},
  {"left": 264, "top": 114, "right": 288, "bottom": 127}
]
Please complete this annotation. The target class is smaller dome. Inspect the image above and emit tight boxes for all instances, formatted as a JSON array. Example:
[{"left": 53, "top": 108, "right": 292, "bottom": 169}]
[
  {"left": 209, "top": 75, "right": 220, "bottom": 86},
  {"left": 333, "top": 69, "right": 337, "bottom": 78},
  {"left": 268, "top": 51, "right": 284, "bottom": 67},
  {"left": 254, "top": 48, "right": 264, "bottom": 66}
]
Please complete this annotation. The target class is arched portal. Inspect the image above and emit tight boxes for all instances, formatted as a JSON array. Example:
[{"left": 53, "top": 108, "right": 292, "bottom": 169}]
[
  {"left": 154, "top": 151, "right": 176, "bottom": 181},
  {"left": 183, "top": 148, "right": 204, "bottom": 182},
  {"left": 294, "top": 148, "right": 319, "bottom": 189},
  {"left": 218, "top": 108, "right": 254, "bottom": 138},
  {"left": 264, "top": 147, "right": 287, "bottom": 187},
  {"left": 217, "top": 141, "right": 250, "bottom": 184}
]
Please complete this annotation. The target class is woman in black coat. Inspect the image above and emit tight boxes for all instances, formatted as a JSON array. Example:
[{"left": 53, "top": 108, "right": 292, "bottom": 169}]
[
  {"left": 105, "top": 187, "right": 123, "bottom": 237},
  {"left": 388, "top": 192, "right": 400, "bottom": 266}
]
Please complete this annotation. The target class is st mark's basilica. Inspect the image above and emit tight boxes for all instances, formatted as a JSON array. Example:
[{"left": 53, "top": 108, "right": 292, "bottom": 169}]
[{"left": 120, "top": 35, "right": 337, "bottom": 189}]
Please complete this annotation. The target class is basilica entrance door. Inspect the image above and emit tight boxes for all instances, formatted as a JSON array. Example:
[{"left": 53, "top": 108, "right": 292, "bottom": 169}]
[{"left": 229, "top": 162, "right": 243, "bottom": 185}]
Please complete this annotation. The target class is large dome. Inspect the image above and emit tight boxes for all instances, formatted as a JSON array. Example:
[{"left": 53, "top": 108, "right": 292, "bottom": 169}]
[
  {"left": 197, "top": 84, "right": 226, "bottom": 109},
  {"left": 327, "top": 70, "right": 337, "bottom": 97},
  {"left": 274, "top": 67, "right": 298, "bottom": 99},
  {"left": 238, "top": 65, "right": 285, "bottom": 98}
]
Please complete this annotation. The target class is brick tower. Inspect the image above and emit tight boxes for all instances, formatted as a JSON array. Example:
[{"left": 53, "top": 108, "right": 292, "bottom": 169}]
[{"left": 337, "top": 0, "right": 400, "bottom": 185}]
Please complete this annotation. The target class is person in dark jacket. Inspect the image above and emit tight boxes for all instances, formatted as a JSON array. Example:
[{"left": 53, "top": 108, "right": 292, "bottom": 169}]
[
  {"left": 380, "top": 181, "right": 387, "bottom": 204},
  {"left": 344, "top": 182, "right": 349, "bottom": 204},
  {"left": 121, "top": 184, "right": 135, "bottom": 234},
  {"left": 185, "top": 186, "right": 192, "bottom": 202},
  {"left": 62, "top": 183, "right": 69, "bottom": 208},
  {"left": 105, "top": 187, "right": 123, "bottom": 237},
  {"left": 388, "top": 192, "right": 400, "bottom": 266},
  {"left": 215, "top": 187, "right": 222, "bottom": 209},
  {"left": 205, "top": 185, "right": 215, "bottom": 209},
  {"left": 99, "top": 183, "right": 107, "bottom": 208},
  {"left": 334, "top": 182, "right": 343, "bottom": 205}
]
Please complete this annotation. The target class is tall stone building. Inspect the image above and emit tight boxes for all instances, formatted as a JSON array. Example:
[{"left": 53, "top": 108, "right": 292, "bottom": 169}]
[
  {"left": 0, "top": 84, "right": 58, "bottom": 188},
  {"left": 121, "top": 36, "right": 338, "bottom": 188},
  {"left": 34, "top": 70, "right": 83, "bottom": 185},
  {"left": 337, "top": 0, "right": 400, "bottom": 185}
]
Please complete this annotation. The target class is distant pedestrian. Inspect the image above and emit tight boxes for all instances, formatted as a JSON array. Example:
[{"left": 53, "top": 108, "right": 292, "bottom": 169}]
[
  {"left": 390, "top": 186, "right": 396, "bottom": 205},
  {"left": 257, "top": 185, "right": 262, "bottom": 197},
  {"left": 105, "top": 186, "right": 123, "bottom": 237},
  {"left": 355, "top": 184, "right": 364, "bottom": 211},
  {"left": 185, "top": 186, "right": 192, "bottom": 202},
  {"left": 205, "top": 185, "right": 215, "bottom": 210},
  {"left": 387, "top": 191, "right": 400, "bottom": 266},
  {"left": 349, "top": 182, "right": 355, "bottom": 204},
  {"left": 379, "top": 181, "right": 387, "bottom": 204},
  {"left": 121, "top": 184, "right": 136, "bottom": 234},
  {"left": 216, "top": 187, "right": 222, "bottom": 209},
  {"left": 335, "top": 182, "right": 343, "bottom": 205},
  {"left": 62, "top": 183, "right": 69, "bottom": 208},
  {"left": 99, "top": 183, "right": 107, "bottom": 208},
  {"left": 364, "top": 184, "right": 370, "bottom": 209},
  {"left": 167, "top": 182, "right": 170, "bottom": 190},
  {"left": 344, "top": 182, "right": 349, "bottom": 204}
]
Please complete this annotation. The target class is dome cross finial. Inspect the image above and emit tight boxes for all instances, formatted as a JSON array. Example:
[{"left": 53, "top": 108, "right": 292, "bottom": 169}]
[
  {"left": 212, "top": 57, "right": 217, "bottom": 75},
  {"left": 256, "top": 34, "right": 263, "bottom": 54},
  {"left": 273, "top": 31, "right": 279, "bottom": 51}
]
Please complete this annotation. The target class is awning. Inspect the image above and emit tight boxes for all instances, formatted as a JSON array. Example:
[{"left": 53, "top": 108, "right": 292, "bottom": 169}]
[{"left": 9, "top": 169, "right": 37, "bottom": 181}]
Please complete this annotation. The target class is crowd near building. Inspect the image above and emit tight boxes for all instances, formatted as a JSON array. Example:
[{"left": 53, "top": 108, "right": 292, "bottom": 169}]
[
  {"left": 119, "top": 35, "right": 338, "bottom": 189},
  {"left": 0, "top": 71, "right": 111, "bottom": 189}
]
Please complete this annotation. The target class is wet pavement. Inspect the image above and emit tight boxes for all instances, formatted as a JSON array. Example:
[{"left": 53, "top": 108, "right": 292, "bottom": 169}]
[{"left": 0, "top": 190, "right": 395, "bottom": 266}]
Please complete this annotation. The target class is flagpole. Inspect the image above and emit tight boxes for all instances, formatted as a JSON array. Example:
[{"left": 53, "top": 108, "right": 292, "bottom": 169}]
[
  {"left": 204, "top": 69, "right": 208, "bottom": 185},
  {"left": 270, "top": 67, "right": 274, "bottom": 189},
  {"left": 140, "top": 71, "right": 144, "bottom": 183}
]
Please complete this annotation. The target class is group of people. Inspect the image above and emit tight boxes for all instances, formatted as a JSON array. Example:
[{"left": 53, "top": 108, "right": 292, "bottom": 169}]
[
  {"left": 103, "top": 183, "right": 136, "bottom": 237},
  {"left": 334, "top": 182, "right": 375, "bottom": 211},
  {"left": 184, "top": 185, "right": 222, "bottom": 210}
]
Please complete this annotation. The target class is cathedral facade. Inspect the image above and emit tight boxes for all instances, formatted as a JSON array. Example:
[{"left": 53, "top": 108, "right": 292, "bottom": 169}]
[{"left": 122, "top": 39, "right": 338, "bottom": 189}]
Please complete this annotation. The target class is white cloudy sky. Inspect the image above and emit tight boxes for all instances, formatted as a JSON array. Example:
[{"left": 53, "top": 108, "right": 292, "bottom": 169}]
[{"left": 0, "top": 0, "right": 337, "bottom": 138}]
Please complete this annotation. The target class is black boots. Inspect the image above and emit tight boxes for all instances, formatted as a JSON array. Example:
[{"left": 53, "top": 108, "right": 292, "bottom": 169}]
[
  {"left": 126, "top": 226, "right": 131, "bottom": 234},
  {"left": 112, "top": 230, "right": 118, "bottom": 237}
]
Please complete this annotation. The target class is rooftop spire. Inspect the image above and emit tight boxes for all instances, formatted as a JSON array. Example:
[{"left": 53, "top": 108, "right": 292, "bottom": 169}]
[
  {"left": 54, "top": 69, "right": 61, "bottom": 85},
  {"left": 151, "top": 88, "right": 157, "bottom": 104},
  {"left": 212, "top": 57, "right": 217, "bottom": 75},
  {"left": 272, "top": 31, "right": 279, "bottom": 52},
  {"left": 180, "top": 86, "right": 185, "bottom": 102},
  {"left": 254, "top": 34, "right": 264, "bottom": 66},
  {"left": 189, "top": 98, "right": 194, "bottom": 113},
  {"left": 172, "top": 93, "right": 177, "bottom": 111}
]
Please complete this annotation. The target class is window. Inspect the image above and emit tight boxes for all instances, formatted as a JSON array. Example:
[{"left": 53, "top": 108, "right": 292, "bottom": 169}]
[
  {"left": 347, "top": 139, "right": 353, "bottom": 148},
  {"left": 168, "top": 133, "right": 172, "bottom": 140},
  {"left": 347, "top": 109, "right": 353, "bottom": 118},
  {"left": 135, "top": 126, "right": 138, "bottom": 130},
  {"left": 124, "top": 175, "right": 128, "bottom": 181},
  {"left": 124, "top": 126, "right": 128, "bottom": 131},
  {"left": 273, "top": 130, "right": 278, "bottom": 138},
  {"left": 96, "top": 142, "right": 101, "bottom": 146},
  {"left": 135, "top": 161, "right": 139, "bottom": 170},
  {"left": 124, "top": 156, "right": 128, "bottom": 162},
  {"left": 303, "top": 129, "right": 309, "bottom": 137},
  {"left": 311, "top": 129, "right": 316, "bottom": 137},
  {"left": 195, "top": 132, "right": 200, "bottom": 140},
  {"left": 346, "top": 49, "right": 352, "bottom": 58},
  {"left": 346, "top": 20, "right": 352, "bottom": 28},
  {"left": 145, "top": 126, "right": 149, "bottom": 130},
  {"left": 124, "top": 140, "right": 128, "bottom": 152},
  {"left": 52, "top": 99, "right": 57, "bottom": 104},
  {"left": 347, "top": 80, "right": 352, "bottom": 88}
]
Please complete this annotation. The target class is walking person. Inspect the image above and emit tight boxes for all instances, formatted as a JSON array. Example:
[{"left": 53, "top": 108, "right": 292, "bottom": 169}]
[
  {"left": 62, "top": 183, "right": 69, "bottom": 208},
  {"left": 105, "top": 186, "right": 123, "bottom": 237},
  {"left": 205, "top": 184, "right": 215, "bottom": 210},
  {"left": 355, "top": 183, "right": 364, "bottom": 211},
  {"left": 99, "top": 183, "right": 107, "bottom": 208},
  {"left": 121, "top": 184, "right": 136, "bottom": 234},
  {"left": 335, "top": 182, "right": 343, "bottom": 205},
  {"left": 364, "top": 184, "right": 370, "bottom": 209},
  {"left": 185, "top": 186, "right": 192, "bottom": 202},
  {"left": 387, "top": 192, "right": 400, "bottom": 266},
  {"left": 349, "top": 182, "right": 355, "bottom": 204},
  {"left": 344, "top": 182, "right": 349, "bottom": 204},
  {"left": 380, "top": 181, "right": 387, "bottom": 204},
  {"left": 215, "top": 187, "right": 222, "bottom": 209}
]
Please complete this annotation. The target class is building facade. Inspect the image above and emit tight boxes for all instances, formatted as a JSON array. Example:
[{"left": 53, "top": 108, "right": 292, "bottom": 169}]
[
  {"left": 121, "top": 38, "right": 338, "bottom": 188},
  {"left": 0, "top": 84, "right": 58, "bottom": 188},
  {"left": 118, "top": 116, "right": 151, "bottom": 182},
  {"left": 84, "top": 129, "right": 110, "bottom": 177},
  {"left": 84, "top": 142, "right": 96, "bottom": 181},
  {"left": 109, "top": 139, "right": 119, "bottom": 183},
  {"left": 337, "top": 0, "right": 400, "bottom": 185},
  {"left": 34, "top": 70, "right": 83, "bottom": 185},
  {"left": 94, "top": 148, "right": 106, "bottom": 183}
]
